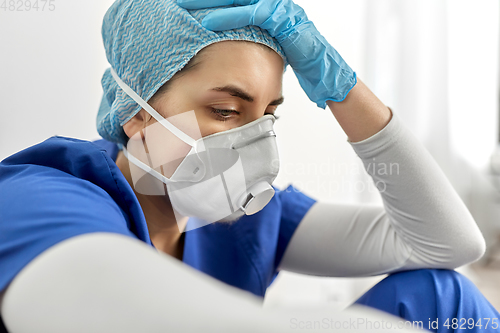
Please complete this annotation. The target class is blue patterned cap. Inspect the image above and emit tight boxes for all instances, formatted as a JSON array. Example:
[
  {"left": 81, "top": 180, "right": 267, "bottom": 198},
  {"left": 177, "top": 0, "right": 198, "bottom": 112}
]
[{"left": 97, "top": 0, "right": 288, "bottom": 145}]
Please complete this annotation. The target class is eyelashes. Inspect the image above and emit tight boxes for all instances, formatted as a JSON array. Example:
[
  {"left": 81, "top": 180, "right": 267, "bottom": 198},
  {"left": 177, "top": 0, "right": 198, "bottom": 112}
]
[
  {"left": 210, "top": 108, "right": 280, "bottom": 122},
  {"left": 211, "top": 108, "right": 239, "bottom": 121}
]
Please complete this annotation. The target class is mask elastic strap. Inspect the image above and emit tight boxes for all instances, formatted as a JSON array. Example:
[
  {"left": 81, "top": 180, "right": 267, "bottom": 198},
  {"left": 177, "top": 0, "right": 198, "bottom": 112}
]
[
  {"left": 109, "top": 68, "right": 196, "bottom": 148},
  {"left": 122, "top": 146, "right": 175, "bottom": 184}
]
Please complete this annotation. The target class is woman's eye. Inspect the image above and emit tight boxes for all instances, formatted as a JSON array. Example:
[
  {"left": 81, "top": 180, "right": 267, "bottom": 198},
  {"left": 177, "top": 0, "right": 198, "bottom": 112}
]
[
  {"left": 211, "top": 108, "right": 239, "bottom": 121},
  {"left": 210, "top": 109, "right": 280, "bottom": 122}
]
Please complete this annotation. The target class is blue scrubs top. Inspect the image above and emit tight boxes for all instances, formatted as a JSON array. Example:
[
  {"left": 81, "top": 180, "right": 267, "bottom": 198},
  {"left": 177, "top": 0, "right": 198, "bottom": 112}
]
[{"left": 0, "top": 136, "right": 316, "bottom": 297}]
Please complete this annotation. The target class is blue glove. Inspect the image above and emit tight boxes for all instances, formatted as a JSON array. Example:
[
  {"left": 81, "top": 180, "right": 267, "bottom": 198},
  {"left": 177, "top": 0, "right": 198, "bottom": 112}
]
[{"left": 177, "top": 0, "right": 357, "bottom": 108}]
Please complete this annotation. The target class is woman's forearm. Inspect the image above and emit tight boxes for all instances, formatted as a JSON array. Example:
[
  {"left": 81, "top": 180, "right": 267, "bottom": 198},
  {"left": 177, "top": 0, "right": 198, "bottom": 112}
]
[
  {"left": 327, "top": 79, "right": 392, "bottom": 143},
  {"left": 1, "top": 233, "right": 421, "bottom": 333}
]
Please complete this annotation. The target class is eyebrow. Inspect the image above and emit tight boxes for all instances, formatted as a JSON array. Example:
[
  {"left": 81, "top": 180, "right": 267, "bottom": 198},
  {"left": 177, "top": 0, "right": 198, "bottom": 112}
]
[{"left": 211, "top": 85, "right": 284, "bottom": 106}]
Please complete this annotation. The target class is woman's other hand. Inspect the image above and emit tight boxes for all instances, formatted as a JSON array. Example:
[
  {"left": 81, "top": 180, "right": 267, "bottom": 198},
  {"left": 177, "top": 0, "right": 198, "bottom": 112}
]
[{"left": 177, "top": 0, "right": 357, "bottom": 108}]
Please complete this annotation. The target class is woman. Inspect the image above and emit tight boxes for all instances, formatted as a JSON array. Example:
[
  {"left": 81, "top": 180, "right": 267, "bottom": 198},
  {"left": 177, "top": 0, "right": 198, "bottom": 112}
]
[{"left": 0, "top": 0, "right": 498, "bottom": 332}]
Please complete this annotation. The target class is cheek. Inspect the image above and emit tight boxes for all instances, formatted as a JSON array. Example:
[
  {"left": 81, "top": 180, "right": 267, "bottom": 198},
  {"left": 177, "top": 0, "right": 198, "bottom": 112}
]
[
  {"left": 152, "top": 93, "right": 219, "bottom": 138},
  {"left": 141, "top": 121, "right": 193, "bottom": 178},
  {"left": 193, "top": 109, "right": 233, "bottom": 137}
]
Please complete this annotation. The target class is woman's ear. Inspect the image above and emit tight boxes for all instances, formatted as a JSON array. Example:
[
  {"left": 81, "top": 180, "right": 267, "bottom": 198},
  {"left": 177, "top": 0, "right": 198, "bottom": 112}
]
[{"left": 122, "top": 109, "right": 150, "bottom": 141}]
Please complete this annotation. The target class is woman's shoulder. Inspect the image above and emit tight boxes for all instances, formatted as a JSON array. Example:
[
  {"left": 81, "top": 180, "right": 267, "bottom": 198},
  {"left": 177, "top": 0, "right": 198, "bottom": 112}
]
[
  {"left": 0, "top": 136, "right": 142, "bottom": 233},
  {"left": 1, "top": 136, "right": 117, "bottom": 175},
  {"left": 0, "top": 137, "right": 148, "bottom": 296},
  {"left": 274, "top": 184, "right": 317, "bottom": 215},
  {"left": 1, "top": 136, "right": 123, "bottom": 191}
]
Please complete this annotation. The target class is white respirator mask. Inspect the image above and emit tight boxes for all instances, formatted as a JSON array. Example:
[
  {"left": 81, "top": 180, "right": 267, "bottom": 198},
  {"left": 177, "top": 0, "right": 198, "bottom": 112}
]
[{"left": 110, "top": 69, "right": 280, "bottom": 231}]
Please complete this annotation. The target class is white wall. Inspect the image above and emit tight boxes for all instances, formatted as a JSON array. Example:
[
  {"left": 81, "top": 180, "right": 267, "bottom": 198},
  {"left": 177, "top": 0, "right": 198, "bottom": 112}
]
[{"left": 0, "top": 1, "right": 115, "bottom": 159}]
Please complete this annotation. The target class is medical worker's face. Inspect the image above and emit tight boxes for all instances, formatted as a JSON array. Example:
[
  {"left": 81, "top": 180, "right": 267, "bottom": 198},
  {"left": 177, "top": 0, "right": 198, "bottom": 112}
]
[
  {"left": 122, "top": 41, "right": 284, "bottom": 179},
  {"left": 123, "top": 40, "right": 284, "bottom": 139}
]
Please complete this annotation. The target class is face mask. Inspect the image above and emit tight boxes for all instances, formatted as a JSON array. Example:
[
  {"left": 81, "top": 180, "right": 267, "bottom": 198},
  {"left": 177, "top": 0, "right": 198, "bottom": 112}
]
[{"left": 110, "top": 69, "right": 280, "bottom": 231}]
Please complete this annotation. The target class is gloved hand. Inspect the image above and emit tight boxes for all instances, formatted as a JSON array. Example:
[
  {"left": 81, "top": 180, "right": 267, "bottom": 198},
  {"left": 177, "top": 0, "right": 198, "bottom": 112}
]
[{"left": 177, "top": 0, "right": 357, "bottom": 108}]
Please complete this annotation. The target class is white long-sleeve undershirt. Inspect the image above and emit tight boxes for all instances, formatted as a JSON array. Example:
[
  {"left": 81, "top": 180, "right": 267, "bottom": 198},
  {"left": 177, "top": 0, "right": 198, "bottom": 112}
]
[{"left": 279, "top": 110, "right": 486, "bottom": 277}]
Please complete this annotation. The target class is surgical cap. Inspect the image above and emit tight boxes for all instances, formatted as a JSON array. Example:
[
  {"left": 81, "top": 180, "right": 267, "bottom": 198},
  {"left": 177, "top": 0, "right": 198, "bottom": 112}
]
[{"left": 97, "top": 0, "right": 288, "bottom": 145}]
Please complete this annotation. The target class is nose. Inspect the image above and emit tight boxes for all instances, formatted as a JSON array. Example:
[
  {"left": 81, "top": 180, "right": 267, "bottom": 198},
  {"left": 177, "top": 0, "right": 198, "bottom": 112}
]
[{"left": 241, "top": 104, "right": 274, "bottom": 126}]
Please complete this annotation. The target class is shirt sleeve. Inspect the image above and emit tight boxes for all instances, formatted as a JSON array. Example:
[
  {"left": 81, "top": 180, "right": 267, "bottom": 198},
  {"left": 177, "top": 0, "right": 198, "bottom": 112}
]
[
  {"left": 278, "top": 110, "right": 485, "bottom": 276},
  {"left": 0, "top": 164, "right": 136, "bottom": 292}
]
